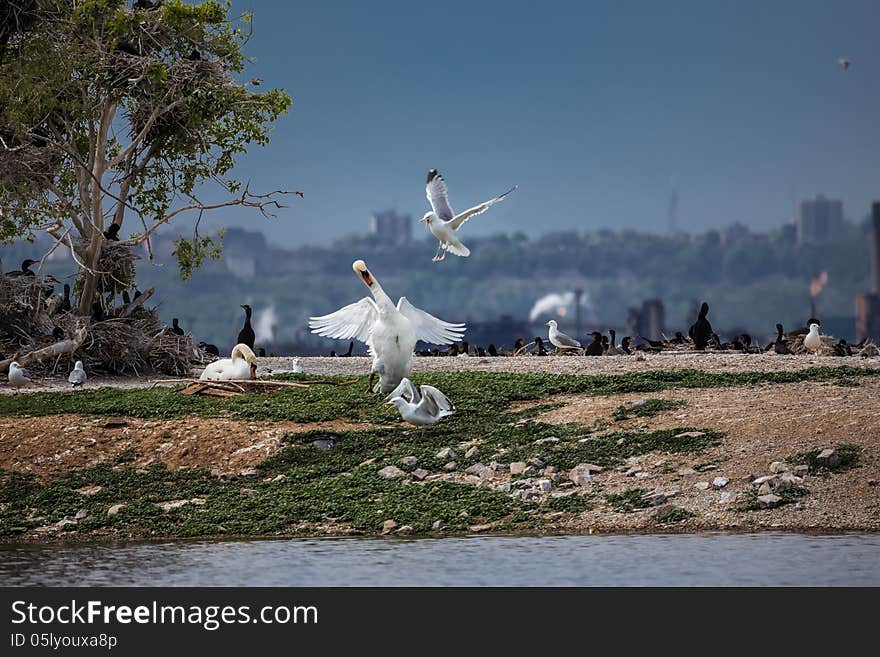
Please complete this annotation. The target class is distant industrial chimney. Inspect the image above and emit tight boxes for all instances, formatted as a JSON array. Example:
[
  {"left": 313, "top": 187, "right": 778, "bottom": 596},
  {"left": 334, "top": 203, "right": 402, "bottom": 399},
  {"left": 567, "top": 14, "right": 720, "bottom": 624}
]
[
  {"left": 871, "top": 202, "right": 880, "bottom": 294},
  {"left": 855, "top": 203, "right": 880, "bottom": 342}
]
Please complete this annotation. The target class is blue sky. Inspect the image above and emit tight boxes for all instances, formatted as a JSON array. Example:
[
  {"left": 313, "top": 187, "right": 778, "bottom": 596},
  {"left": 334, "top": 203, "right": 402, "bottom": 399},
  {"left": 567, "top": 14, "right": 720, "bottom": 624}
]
[{"left": 203, "top": 0, "right": 880, "bottom": 246}]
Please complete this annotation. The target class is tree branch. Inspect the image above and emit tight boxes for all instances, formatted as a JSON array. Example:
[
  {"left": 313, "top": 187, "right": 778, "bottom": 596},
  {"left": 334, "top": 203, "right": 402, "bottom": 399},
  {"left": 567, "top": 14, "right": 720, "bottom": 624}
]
[{"left": 135, "top": 183, "right": 291, "bottom": 242}]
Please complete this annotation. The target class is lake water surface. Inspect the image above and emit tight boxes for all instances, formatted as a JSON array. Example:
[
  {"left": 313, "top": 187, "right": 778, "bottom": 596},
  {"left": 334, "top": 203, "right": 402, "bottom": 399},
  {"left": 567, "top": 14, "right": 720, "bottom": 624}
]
[{"left": 2, "top": 533, "right": 878, "bottom": 586}]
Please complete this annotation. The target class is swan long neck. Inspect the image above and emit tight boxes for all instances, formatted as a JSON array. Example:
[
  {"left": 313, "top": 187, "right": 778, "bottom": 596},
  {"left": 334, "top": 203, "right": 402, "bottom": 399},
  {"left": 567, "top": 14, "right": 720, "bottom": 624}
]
[
  {"left": 231, "top": 344, "right": 256, "bottom": 362},
  {"left": 369, "top": 280, "right": 395, "bottom": 311}
]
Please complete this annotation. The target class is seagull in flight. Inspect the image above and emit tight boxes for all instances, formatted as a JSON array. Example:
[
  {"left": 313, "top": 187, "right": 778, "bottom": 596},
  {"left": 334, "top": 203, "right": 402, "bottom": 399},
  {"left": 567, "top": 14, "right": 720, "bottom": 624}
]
[
  {"left": 838, "top": 58, "right": 851, "bottom": 71},
  {"left": 419, "top": 169, "right": 516, "bottom": 262}
]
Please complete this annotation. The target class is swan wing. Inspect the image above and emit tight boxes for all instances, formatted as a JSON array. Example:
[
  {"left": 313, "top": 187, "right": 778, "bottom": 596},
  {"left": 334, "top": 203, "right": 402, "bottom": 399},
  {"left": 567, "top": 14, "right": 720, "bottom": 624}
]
[
  {"left": 448, "top": 185, "right": 516, "bottom": 230},
  {"left": 309, "top": 297, "right": 378, "bottom": 343},
  {"left": 426, "top": 169, "right": 454, "bottom": 222},
  {"left": 396, "top": 297, "right": 465, "bottom": 345}
]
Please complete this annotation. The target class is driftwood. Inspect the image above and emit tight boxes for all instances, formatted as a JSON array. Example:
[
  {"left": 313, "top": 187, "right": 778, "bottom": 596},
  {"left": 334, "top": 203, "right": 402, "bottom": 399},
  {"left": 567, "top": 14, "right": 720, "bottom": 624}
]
[
  {"left": 170, "top": 377, "right": 359, "bottom": 397},
  {"left": 0, "top": 328, "right": 87, "bottom": 374}
]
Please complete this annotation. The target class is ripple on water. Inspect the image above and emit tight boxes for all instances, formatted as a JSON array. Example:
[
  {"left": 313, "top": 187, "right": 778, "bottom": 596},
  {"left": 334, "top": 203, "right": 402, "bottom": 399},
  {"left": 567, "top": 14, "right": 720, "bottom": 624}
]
[{"left": 1, "top": 533, "right": 878, "bottom": 586}]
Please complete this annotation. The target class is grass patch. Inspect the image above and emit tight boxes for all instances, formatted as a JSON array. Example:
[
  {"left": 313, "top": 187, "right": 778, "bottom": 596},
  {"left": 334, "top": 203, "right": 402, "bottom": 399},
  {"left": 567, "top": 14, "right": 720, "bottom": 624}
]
[
  {"left": 605, "top": 488, "right": 651, "bottom": 513},
  {"left": 544, "top": 492, "right": 598, "bottom": 513},
  {"left": 652, "top": 506, "right": 694, "bottom": 523},
  {"left": 612, "top": 398, "right": 685, "bottom": 421},
  {"left": 735, "top": 485, "right": 809, "bottom": 512},
  {"left": 0, "top": 366, "right": 876, "bottom": 421},
  {"left": 788, "top": 444, "right": 861, "bottom": 475}
]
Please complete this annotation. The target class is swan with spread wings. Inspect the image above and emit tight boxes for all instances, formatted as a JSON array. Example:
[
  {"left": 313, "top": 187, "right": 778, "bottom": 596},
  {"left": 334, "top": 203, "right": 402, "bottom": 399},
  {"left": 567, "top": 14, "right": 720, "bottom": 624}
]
[
  {"left": 419, "top": 169, "right": 516, "bottom": 262},
  {"left": 309, "top": 260, "right": 465, "bottom": 393}
]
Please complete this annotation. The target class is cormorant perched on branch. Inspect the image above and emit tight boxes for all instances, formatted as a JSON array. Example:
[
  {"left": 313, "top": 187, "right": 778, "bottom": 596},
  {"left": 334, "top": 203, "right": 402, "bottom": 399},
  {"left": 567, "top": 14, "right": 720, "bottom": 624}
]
[
  {"left": 59, "top": 284, "right": 72, "bottom": 312},
  {"left": 103, "top": 223, "right": 120, "bottom": 241},
  {"left": 171, "top": 318, "right": 184, "bottom": 335},
  {"left": 5, "top": 259, "right": 37, "bottom": 277}
]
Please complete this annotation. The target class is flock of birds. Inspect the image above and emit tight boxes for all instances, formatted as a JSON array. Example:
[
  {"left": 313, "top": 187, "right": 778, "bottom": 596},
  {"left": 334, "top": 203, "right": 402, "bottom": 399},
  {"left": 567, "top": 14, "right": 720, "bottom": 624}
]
[{"left": 4, "top": 168, "right": 874, "bottom": 431}]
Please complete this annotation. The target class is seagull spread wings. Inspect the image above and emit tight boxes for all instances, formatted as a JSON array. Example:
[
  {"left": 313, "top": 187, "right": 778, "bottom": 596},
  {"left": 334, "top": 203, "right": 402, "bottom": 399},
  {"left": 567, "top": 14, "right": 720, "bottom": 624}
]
[
  {"left": 397, "top": 297, "right": 465, "bottom": 345},
  {"left": 425, "top": 169, "right": 516, "bottom": 230},
  {"left": 384, "top": 377, "right": 455, "bottom": 417},
  {"left": 448, "top": 186, "right": 517, "bottom": 230},
  {"left": 385, "top": 377, "right": 420, "bottom": 403},
  {"left": 426, "top": 169, "right": 454, "bottom": 222},
  {"left": 419, "top": 384, "right": 454, "bottom": 413},
  {"left": 308, "top": 297, "right": 378, "bottom": 343}
]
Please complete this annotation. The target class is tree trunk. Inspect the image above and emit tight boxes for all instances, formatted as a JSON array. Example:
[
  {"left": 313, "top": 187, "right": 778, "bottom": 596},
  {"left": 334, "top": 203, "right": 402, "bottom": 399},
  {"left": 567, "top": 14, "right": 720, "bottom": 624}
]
[{"left": 75, "top": 232, "right": 103, "bottom": 316}]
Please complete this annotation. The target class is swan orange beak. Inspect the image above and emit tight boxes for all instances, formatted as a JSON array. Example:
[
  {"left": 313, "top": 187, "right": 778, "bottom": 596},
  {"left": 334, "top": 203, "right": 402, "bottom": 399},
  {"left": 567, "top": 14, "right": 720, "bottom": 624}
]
[{"left": 249, "top": 364, "right": 257, "bottom": 379}]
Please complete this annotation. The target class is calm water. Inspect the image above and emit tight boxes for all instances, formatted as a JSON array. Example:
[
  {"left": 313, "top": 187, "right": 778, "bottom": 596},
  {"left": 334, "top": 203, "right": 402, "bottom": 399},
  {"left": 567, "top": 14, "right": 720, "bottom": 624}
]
[{"left": 1, "top": 533, "right": 878, "bottom": 586}]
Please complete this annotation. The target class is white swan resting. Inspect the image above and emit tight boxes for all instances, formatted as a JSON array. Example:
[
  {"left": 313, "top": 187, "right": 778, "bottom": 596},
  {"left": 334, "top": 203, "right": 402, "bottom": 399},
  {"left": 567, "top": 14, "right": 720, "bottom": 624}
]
[
  {"left": 546, "top": 319, "right": 582, "bottom": 352},
  {"left": 419, "top": 169, "right": 516, "bottom": 262},
  {"left": 199, "top": 343, "right": 258, "bottom": 380},
  {"left": 384, "top": 377, "right": 456, "bottom": 426},
  {"left": 309, "top": 260, "right": 465, "bottom": 393}
]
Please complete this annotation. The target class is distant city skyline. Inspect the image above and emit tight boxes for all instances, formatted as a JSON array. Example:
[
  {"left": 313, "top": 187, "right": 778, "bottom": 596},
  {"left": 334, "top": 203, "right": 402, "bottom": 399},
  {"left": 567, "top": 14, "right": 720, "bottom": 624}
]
[{"left": 191, "top": 0, "right": 880, "bottom": 247}]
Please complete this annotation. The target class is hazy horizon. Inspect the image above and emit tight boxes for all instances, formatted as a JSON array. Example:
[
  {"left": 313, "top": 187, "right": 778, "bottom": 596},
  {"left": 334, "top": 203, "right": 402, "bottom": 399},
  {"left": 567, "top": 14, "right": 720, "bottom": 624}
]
[{"left": 180, "top": 0, "right": 880, "bottom": 248}]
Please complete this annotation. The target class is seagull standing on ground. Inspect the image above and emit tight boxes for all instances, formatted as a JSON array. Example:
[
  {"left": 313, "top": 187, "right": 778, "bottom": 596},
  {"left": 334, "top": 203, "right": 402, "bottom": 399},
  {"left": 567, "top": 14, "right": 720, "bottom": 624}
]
[
  {"left": 384, "top": 377, "right": 456, "bottom": 428},
  {"left": 545, "top": 320, "right": 582, "bottom": 353},
  {"left": 68, "top": 361, "right": 87, "bottom": 388},
  {"left": 419, "top": 169, "right": 516, "bottom": 262},
  {"left": 309, "top": 260, "right": 465, "bottom": 393},
  {"left": 803, "top": 323, "right": 822, "bottom": 352},
  {"left": 7, "top": 362, "right": 31, "bottom": 393}
]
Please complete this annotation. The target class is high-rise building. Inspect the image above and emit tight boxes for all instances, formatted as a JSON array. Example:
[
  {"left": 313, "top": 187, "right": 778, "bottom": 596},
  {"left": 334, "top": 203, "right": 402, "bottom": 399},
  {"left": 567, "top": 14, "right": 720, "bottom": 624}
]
[
  {"left": 369, "top": 210, "right": 411, "bottom": 245},
  {"left": 796, "top": 194, "right": 843, "bottom": 245}
]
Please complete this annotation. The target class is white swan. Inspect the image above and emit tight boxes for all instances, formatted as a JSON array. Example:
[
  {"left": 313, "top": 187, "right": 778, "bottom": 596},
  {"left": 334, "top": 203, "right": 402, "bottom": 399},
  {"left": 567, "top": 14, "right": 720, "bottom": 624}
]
[
  {"left": 419, "top": 169, "right": 516, "bottom": 262},
  {"left": 199, "top": 343, "right": 258, "bottom": 380},
  {"left": 309, "top": 260, "right": 465, "bottom": 393},
  {"left": 803, "top": 323, "right": 822, "bottom": 352},
  {"left": 384, "top": 377, "right": 455, "bottom": 427}
]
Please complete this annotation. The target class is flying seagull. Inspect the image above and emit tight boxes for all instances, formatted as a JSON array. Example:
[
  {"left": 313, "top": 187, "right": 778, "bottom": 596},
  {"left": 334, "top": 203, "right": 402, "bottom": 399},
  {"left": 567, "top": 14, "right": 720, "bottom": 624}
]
[
  {"left": 838, "top": 58, "right": 851, "bottom": 71},
  {"left": 419, "top": 169, "right": 516, "bottom": 262}
]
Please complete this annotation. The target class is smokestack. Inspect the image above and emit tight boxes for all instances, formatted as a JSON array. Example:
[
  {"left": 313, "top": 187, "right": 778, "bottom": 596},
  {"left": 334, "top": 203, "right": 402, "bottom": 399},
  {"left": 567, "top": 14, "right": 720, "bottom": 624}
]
[{"left": 871, "top": 203, "right": 880, "bottom": 294}]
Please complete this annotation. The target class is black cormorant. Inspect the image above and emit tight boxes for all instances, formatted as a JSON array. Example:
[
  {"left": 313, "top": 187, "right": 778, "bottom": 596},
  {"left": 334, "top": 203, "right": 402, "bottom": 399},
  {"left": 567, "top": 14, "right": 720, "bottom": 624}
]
[
  {"left": 688, "top": 302, "right": 713, "bottom": 350},
  {"left": 237, "top": 304, "right": 255, "bottom": 349}
]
